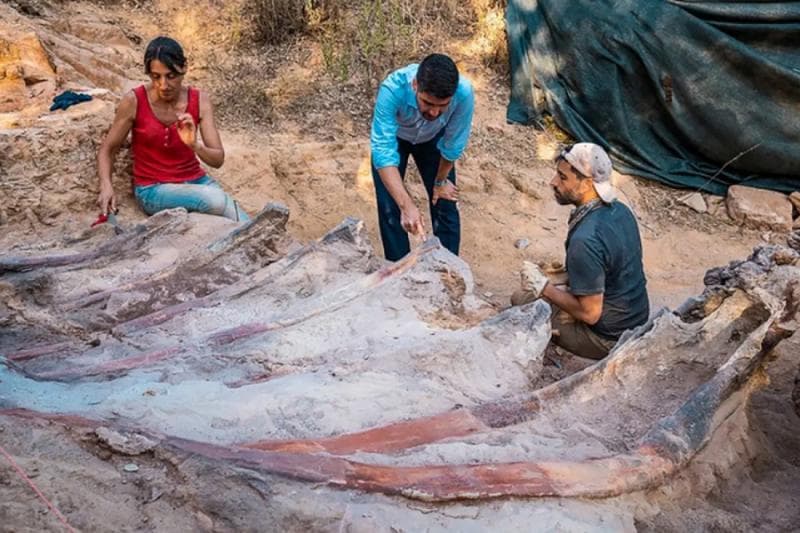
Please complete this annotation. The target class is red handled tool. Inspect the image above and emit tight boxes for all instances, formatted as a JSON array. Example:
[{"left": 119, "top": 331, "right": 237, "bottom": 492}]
[{"left": 91, "top": 211, "right": 124, "bottom": 234}]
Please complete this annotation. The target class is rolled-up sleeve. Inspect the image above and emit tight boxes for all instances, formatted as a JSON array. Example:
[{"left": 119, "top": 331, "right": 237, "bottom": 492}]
[
  {"left": 370, "top": 84, "right": 401, "bottom": 169},
  {"left": 437, "top": 83, "right": 475, "bottom": 162}
]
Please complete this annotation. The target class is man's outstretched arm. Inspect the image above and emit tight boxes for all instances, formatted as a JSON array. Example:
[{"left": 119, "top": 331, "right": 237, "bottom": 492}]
[{"left": 371, "top": 83, "right": 424, "bottom": 235}]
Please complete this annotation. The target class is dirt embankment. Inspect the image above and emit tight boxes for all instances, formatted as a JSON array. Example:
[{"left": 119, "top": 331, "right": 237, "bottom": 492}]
[{"left": 0, "top": 0, "right": 768, "bottom": 309}]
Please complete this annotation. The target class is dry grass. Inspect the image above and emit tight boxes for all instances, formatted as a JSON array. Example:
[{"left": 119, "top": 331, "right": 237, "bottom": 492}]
[
  {"left": 243, "top": 0, "right": 316, "bottom": 44},
  {"left": 100, "top": 0, "right": 513, "bottom": 132},
  {"left": 209, "top": 56, "right": 277, "bottom": 128},
  {"left": 219, "top": 0, "right": 498, "bottom": 91},
  {"left": 101, "top": 0, "right": 508, "bottom": 82},
  {"left": 314, "top": 0, "right": 475, "bottom": 89},
  {"left": 464, "top": 0, "right": 509, "bottom": 76}
]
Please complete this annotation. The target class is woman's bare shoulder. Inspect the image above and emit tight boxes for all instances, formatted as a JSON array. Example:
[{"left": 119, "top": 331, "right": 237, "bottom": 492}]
[{"left": 119, "top": 88, "right": 140, "bottom": 107}]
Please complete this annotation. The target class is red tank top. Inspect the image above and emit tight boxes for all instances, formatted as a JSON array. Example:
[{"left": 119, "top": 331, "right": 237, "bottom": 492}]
[{"left": 131, "top": 85, "right": 205, "bottom": 186}]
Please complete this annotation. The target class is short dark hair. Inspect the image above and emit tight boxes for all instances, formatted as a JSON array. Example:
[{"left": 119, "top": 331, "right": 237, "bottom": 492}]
[
  {"left": 144, "top": 36, "right": 187, "bottom": 75},
  {"left": 416, "top": 54, "right": 459, "bottom": 99}
]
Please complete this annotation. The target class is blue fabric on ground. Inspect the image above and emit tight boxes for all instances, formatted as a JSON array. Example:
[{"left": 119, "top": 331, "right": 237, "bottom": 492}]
[{"left": 50, "top": 91, "right": 93, "bottom": 111}]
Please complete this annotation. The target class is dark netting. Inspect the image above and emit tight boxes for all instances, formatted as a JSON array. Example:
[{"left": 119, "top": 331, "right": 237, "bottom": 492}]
[{"left": 506, "top": 0, "right": 800, "bottom": 194}]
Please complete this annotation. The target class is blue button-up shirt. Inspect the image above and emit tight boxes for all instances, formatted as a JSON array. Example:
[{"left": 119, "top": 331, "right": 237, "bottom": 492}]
[{"left": 370, "top": 64, "right": 475, "bottom": 169}]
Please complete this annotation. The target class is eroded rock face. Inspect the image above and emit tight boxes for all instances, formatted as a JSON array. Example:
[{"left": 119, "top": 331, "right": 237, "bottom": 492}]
[
  {"left": 0, "top": 99, "right": 129, "bottom": 227},
  {"left": 0, "top": 30, "right": 56, "bottom": 112},
  {"left": 0, "top": 3, "right": 139, "bottom": 97},
  {"left": 0, "top": 2, "right": 142, "bottom": 229}
]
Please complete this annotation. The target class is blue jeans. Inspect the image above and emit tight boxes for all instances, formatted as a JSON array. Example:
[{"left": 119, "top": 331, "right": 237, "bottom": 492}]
[
  {"left": 372, "top": 135, "right": 460, "bottom": 261},
  {"left": 134, "top": 175, "right": 249, "bottom": 222}
]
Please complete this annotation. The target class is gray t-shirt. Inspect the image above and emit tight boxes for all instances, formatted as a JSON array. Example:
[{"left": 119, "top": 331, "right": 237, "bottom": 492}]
[{"left": 565, "top": 201, "right": 649, "bottom": 339}]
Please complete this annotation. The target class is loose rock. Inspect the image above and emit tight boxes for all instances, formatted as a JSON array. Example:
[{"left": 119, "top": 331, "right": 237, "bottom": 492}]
[
  {"left": 679, "top": 192, "right": 707, "bottom": 213},
  {"left": 726, "top": 185, "right": 792, "bottom": 231},
  {"left": 96, "top": 427, "right": 157, "bottom": 456},
  {"left": 789, "top": 191, "right": 800, "bottom": 214}
]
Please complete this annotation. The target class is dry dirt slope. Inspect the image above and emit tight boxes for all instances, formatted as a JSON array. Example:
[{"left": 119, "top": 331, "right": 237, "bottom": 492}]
[{"left": 0, "top": 0, "right": 771, "bottom": 311}]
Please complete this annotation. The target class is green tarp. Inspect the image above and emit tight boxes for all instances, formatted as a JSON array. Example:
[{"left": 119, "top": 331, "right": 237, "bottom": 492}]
[{"left": 506, "top": 0, "right": 800, "bottom": 194}]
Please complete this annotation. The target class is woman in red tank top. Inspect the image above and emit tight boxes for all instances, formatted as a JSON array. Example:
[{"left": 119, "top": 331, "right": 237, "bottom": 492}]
[{"left": 97, "top": 36, "right": 247, "bottom": 222}]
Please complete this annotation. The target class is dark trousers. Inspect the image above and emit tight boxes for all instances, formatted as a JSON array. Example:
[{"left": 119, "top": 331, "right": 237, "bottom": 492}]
[{"left": 372, "top": 135, "right": 460, "bottom": 261}]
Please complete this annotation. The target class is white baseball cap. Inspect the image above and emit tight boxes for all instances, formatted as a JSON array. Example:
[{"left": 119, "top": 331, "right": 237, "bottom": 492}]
[{"left": 561, "top": 142, "right": 616, "bottom": 203}]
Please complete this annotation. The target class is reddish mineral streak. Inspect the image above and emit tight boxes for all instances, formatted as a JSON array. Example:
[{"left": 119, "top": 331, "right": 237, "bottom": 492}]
[
  {"left": 0, "top": 407, "right": 677, "bottom": 500},
  {"left": 26, "top": 346, "right": 184, "bottom": 381},
  {"left": 1, "top": 318, "right": 780, "bottom": 502},
  {"left": 0, "top": 408, "right": 103, "bottom": 429},
  {"left": 244, "top": 410, "right": 488, "bottom": 454},
  {"left": 6, "top": 342, "right": 75, "bottom": 362},
  {"left": 6, "top": 240, "right": 439, "bottom": 380},
  {"left": 113, "top": 240, "right": 319, "bottom": 335},
  {"left": 207, "top": 239, "right": 438, "bottom": 346}
]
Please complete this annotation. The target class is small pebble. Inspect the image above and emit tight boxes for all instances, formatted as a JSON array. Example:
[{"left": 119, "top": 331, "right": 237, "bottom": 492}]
[
  {"left": 195, "top": 511, "right": 214, "bottom": 531},
  {"left": 96, "top": 448, "right": 112, "bottom": 461},
  {"left": 123, "top": 463, "right": 139, "bottom": 473},
  {"left": 514, "top": 238, "right": 530, "bottom": 249}
]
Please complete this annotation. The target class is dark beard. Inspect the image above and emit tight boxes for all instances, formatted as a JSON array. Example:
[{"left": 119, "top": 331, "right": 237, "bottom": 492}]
[{"left": 553, "top": 188, "right": 575, "bottom": 205}]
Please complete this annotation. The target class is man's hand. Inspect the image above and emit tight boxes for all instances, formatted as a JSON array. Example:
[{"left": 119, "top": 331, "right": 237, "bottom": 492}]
[
  {"left": 432, "top": 180, "right": 458, "bottom": 205},
  {"left": 176, "top": 112, "right": 197, "bottom": 148},
  {"left": 97, "top": 182, "right": 116, "bottom": 215},
  {"left": 400, "top": 204, "right": 425, "bottom": 236},
  {"left": 520, "top": 261, "right": 549, "bottom": 299}
]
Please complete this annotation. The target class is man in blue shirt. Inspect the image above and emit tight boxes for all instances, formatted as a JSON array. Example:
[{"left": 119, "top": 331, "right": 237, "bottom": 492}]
[
  {"left": 370, "top": 53, "right": 475, "bottom": 260},
  {"left": 513, "top": 143, "right": 649, "bottom": 359}
]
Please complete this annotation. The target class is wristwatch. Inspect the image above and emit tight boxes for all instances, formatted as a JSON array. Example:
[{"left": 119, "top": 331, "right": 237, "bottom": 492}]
[{"left": 434, "top": 179, "right": 449, "bottom": 187}]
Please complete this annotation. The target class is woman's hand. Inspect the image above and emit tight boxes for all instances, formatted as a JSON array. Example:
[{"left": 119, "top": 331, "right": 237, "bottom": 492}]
[
  {"left": 96, "top": 90, "right": 135, "bottom": 216},
  {"left": 97, "top": 181, "right": 117, "bottom": 215},
  {"left": 176, "top": 112, "right": 197, "bottom": 148}
]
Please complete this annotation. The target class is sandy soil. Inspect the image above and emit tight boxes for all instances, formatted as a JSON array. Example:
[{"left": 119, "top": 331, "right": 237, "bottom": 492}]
[{"left": 211, "top": 69, "right": 766, "bottom": 313}]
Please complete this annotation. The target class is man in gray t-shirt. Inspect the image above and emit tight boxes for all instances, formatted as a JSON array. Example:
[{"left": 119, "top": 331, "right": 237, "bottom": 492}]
[{"left": 513, "top": 143, "right": 649, "bottom": 359}]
